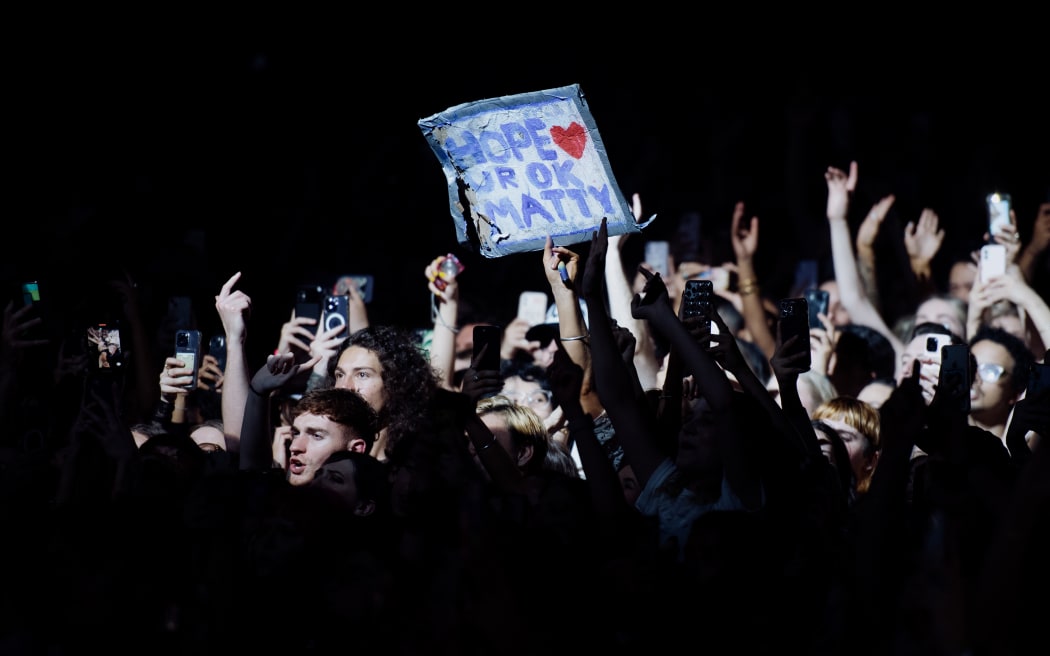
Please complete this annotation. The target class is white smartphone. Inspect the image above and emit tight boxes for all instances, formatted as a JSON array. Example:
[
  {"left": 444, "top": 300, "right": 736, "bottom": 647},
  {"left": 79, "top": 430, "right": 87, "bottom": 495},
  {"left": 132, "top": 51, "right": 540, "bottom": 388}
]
[
  {"left": 644, "top": 240, "right": 670, "bottom": 279},
  {"left": 517, "top": 291, "right": 548, "bottom": 326},
  {"left": 980, "top": 244, "right": 1007, "bottom": 282},
  {"left": 987, "top": 192, "right": 1012, "bottom": 238}
]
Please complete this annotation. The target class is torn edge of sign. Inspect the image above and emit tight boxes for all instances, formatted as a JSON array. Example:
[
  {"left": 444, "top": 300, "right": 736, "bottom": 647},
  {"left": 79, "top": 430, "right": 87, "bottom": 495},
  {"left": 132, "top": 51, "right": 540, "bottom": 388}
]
[{"left": 418, "top": 84, "right": 654, "bottom": 258}]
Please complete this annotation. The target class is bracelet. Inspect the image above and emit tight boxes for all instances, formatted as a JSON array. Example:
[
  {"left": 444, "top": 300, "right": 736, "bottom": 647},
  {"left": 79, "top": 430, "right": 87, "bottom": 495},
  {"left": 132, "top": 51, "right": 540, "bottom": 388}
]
[
  {"left": 431, "top": 294, "right": 460, "bottom": 334},
  {"left": 738, "top": 278, "right": 760, "bottom": 297},
  {"left": 559, "top": 333, "right": 589, "bottom": 342}
]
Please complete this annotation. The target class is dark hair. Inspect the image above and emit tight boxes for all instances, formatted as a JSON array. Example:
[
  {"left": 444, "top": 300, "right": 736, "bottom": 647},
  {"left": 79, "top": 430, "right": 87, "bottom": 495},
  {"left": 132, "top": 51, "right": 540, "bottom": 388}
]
[
  {"left": 319, "top": 451, "right": 390, "bottom": 514},
  {"left": 909, "top": 321, "right": 964, "bottom": 345},
  {"left": 969, "top": 326, "right": 1034, "bottom": 397},
  {"left": 326, "top": 325, "right": 439, "bottom": 458},
  {"left": 295, "top": 388, "right": 380, "bottom": 453},
  {"left": 838, "top": 323, "right": 897, "bottom": 381}
]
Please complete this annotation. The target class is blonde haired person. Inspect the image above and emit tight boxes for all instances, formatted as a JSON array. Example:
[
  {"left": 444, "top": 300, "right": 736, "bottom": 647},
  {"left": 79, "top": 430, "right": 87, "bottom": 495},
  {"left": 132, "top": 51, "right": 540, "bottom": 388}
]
[{"left": 812, "top": 396, "right": 881, "bottom": 495}]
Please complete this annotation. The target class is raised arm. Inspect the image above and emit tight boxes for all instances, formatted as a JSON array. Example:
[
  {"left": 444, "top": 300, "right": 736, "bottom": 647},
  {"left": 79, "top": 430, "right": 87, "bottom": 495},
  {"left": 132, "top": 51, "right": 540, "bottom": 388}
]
[
  {"left": 214, "top": 272, "right": 252, "bottom": 450},
  {"left": 424, "top": 254, "right": 461, "bottom": 390},
  {"left": 824, "top": 162, "right": 905, "bottom": 377},
  {"left": 606, "top": 193, "right": 662, "bottom": 391},
  {"left": 730, "top": 201, "right": 775, "bottom": 359}
]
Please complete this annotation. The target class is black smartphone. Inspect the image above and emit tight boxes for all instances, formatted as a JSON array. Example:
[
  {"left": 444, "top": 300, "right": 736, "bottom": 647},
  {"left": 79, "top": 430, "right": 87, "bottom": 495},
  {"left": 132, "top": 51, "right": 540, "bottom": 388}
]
[
  {"left": 175, "top": 329, "right": 203, "bottom": 390},
  {"left": 207, "top": 334, "right": 227, "bottom": 389},
  {"left": 472, "top": 324, "right": 503, "bottom": 372},
  {"left": 778, "top": 297, "right": 811, "bottom": 371},
  {"left": 294, "top": 284, "right": 324, "bottom": 323},
  {"left": 681, "top": 279, "right": 713, "bottom": 324},
  {"left": 938, "top": 343, "right": 972, "bottom": 414},
  {"left": 322, "top": 295, "right": 350, "bottom": 335},
  {"left": 89, "top": 322, "right": 126, "bottom": 371},
  {"left": 804, "top": 288, "right": 830, "bottom": 329}
]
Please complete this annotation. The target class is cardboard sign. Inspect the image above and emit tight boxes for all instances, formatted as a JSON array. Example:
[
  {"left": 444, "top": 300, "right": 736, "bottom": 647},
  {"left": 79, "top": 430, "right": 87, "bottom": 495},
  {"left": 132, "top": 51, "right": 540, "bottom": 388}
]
[{"left": 418, "top": 84, "right": 652, "bottom": 258}]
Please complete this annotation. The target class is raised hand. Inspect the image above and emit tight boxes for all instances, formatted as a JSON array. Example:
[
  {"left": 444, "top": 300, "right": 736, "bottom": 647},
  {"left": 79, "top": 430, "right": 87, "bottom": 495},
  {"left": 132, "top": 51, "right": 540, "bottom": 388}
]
[
  {"left": 458, "top": 344, "right": 503, "bottom": 405},
  {"left": 251, "top": 351, "right": 320, "bottom": 397},
  {"left": 629, "top": 266, "right": 671, "bottom": 322},
  {"left": 825, "top": 161, "right": 858, "bottom": 222},
  {"left": 276, "top": 312, "right": 318, "bottom": 355},
  {"left": 581, "top": 217, "right": 609, "bottom": 299},
  {"left": 730, "top": 201, "right": 760, "bottom": 263},
  {"left": 1, "top": 301, "right": 48, "bottom": 358},
  {"left": 214, "top": 272, "right": 252, "bottom": 346},
  {"left": 857, "top": 194, "right": 896, "bottom": 253},
  {"left": 544, "top": 234, "right": 580, "bottom": 290},
  {"left": 546, "top": 346, "right": 586, "bottom": 421},
  {"left": 904, "top": 208, "right": 946, "bottom": 265}
]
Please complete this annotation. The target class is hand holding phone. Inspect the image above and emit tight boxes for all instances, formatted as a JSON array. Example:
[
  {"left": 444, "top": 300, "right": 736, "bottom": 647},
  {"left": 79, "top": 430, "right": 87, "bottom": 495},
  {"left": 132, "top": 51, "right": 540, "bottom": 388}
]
[
  {"left": 175, "top": 329, "right": 203, "bottom": 390},
  {"left": 804, "top": 289, "right": 830, "bottom": 329},
  {"left": 987, "top": 192, "right": 1012, "bottom": 240},
  {"left": 979, "top": 244, "right": 1007, "bottom": 283},
  {"left": 322, "top": 295, "right": 350, "bottom": 335},
  {"left": 937, "top": 343, "right": 972, "bottom": 414},
  {"left": 294, "top": 284, "right": 324, "bottom": 322},
  {"left": 778, "top": 297, "right": 811, "bottom": 371}
]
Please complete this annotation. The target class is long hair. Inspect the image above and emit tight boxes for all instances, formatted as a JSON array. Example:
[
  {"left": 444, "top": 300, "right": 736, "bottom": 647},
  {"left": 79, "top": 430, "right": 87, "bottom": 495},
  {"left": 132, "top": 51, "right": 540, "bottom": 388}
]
[{"left": 326, "top": 325, "right": 439, "bottom": 458}]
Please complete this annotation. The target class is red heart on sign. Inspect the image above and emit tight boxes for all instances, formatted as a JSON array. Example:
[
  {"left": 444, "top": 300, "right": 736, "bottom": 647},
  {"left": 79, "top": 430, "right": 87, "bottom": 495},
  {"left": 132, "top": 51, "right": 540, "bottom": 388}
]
[{"left": 550, "top": 122, "right": 587, "bottom": 159}]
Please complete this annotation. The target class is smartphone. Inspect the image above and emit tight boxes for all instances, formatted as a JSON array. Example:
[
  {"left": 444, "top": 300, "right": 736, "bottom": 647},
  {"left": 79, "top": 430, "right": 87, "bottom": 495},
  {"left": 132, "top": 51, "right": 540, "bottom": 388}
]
[
  {"left": 322, "top": 295, "right": 350, "bottom": 334},
  {"left": 980, "top": 244, "right": 1007, "bottom": 283},
  {"left": 175, "top": 329, "right": 203, "bottom": 390},
  {"left": 681, "top": 279, "right": 714, "bottom": 325},
  {"left": 517, "top": 291, "right": 548, "bottom": 327},
  {"left": 938, "top": 343, "right": 972, "bottom": 414},
  {"left": 1026, "top": 360, "right": 1050, "bottom": 400},
  {"left": 14, "top": 280, "right": 46, "bottom": 341},
  {"left": 472, "top": 324, "right": 503, "bottom": 372},
  {"left": 89, "top": 322, "right": 125, "bottom": 371},
  {"left": 778, "top": 297, "right": 811, "bottom": 371},
  {"left": 333, "top": 274, "right": 374, "bottom": 304},
  {"left": 208, "top": 334, "right": 227, "bottom": 377},
  {"left": 804, "top": 288, "right": 830, "bottom": 329},
  {"left": 644, "top": 240, "right": 670, "bottom": 279},
  {"left": 295, "top": 284, "right": 324, "bottom": 322},
  {"left": 987, "top": 192, "right": 1012, "bottom": 239}
]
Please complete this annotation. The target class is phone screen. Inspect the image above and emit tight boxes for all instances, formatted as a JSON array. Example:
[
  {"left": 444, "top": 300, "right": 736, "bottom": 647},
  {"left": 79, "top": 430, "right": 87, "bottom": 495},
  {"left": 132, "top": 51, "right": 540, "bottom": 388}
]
[
  {"left": 472, "top": 324, "right": 502, "bottom": 372},
  {"left": 804, "top": 289, "right": 830, "bottom": 329},
  {"left": 89, "top": 323, "right": 125, "bottom": 370}
]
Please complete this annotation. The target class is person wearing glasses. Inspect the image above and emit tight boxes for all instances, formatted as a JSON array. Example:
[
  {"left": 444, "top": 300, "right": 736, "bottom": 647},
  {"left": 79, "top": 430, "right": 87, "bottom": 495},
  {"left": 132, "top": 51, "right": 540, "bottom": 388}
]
[{"left": 968, "top": 326, "right": 1034, "bottom": 443}]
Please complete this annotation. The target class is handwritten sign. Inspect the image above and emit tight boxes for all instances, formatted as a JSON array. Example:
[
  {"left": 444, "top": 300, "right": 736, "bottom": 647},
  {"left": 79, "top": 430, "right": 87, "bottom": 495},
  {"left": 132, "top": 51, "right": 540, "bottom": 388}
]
[{"left": 418, "top": 84, "right": 652, "bottom": 258}]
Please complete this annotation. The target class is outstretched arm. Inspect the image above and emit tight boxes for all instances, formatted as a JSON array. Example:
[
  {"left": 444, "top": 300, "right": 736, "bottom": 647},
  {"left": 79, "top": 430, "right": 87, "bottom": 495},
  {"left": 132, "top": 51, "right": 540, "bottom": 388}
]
[
  {"left": 825, "top": 162, "right": 905, "bottom": 377},
  {"left": 902, "top": 204, "right": 944, "bottom": 301},
  {"left": 424, "top": 254, "right": 461, "bottom": 390},
  {"left": 239, "top": 352, "right": 320, "bottom": 472},
  {"left": 730, "top": 201, "right": 776, "bottom": 360},
  {"left": 215, "top": 272, "right": 252, "bottom": 451}
]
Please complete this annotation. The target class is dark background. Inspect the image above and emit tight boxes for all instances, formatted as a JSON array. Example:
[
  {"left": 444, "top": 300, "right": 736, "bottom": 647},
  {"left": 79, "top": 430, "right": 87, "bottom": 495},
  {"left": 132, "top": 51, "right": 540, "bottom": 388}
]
[{"left": 7, "top": 30, "right": 1048, "bottom": 367}]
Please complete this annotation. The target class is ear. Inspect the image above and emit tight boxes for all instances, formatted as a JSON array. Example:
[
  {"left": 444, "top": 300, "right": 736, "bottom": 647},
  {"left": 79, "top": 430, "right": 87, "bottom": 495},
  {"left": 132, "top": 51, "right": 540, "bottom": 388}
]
[
  {"left": 515, "top": 443, "right": 534, "bottom": 469},
  {"left": 865, "top": 449, "right": 880, "bottom": 474},
  {"left": 348, "top": 438, "right": 368, "bottom": 454},
  {"left": 352, "top": 500, "right": 375, "bottom": 518}
]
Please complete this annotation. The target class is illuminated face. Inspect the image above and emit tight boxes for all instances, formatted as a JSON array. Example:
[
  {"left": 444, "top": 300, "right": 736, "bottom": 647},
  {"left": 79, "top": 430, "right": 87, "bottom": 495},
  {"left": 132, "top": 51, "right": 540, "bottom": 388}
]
[
  {"left": 915, "top": 298, "right": 965, "bottom": 340},
  {"left": 287, "top": 412, "right": 357, "bottom": 486},
  {"left": 501, "top": 375, "right": 554, "bottom": 419},
  {"left": 333, "top": 346, "right": 386, "bottom": 415},
  {"left": 819, "top": 416, "right": 876, "bottom": 486},
  {"left": 969, "top": 339, "right": 1017, "bottom": 419}
]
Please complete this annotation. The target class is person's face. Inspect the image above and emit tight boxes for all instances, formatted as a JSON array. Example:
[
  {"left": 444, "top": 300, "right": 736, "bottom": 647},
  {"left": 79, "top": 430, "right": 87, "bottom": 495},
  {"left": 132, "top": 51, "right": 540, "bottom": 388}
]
[
  {"left": 914, "top": 298, "right": 964, "bottom": 340},
  {"left": 500, "top": 376, "right": 554, "bottom": 419},
  {"left": 819, "top": 280, "right": 850, "bottom": 326},
  {"left": 813, "top": 425, "right": 839, "bottom": 466},
  {"left": 333, "top": 346, "right": 386, "bottom": 415},
  {"left": 287, "top": 411, "right": 356, "bottom": 486},
  {"left": 618, "top": 464, "right": 641, "bottom": 506},
  {"left": 948, "top": 262, "right": 977, "bottom": 303},
  {"left": 819, "top": 416, "right": 876, "bottom": 484},
  {"left": 470, "top": 412, "right": 531, "bottom": 476},
  {"left": 309, "top": 457, "right": 360, "bottom": 508},
  {"left": 969, "top": 339, "right": 1017, "bottom": 418}
]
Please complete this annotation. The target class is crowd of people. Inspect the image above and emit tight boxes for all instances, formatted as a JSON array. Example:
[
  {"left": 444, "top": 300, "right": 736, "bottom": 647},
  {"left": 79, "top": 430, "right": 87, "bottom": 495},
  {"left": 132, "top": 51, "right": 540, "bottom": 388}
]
[{"left": 2, "top": 159, "right": 1049, "bottom": 655}]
